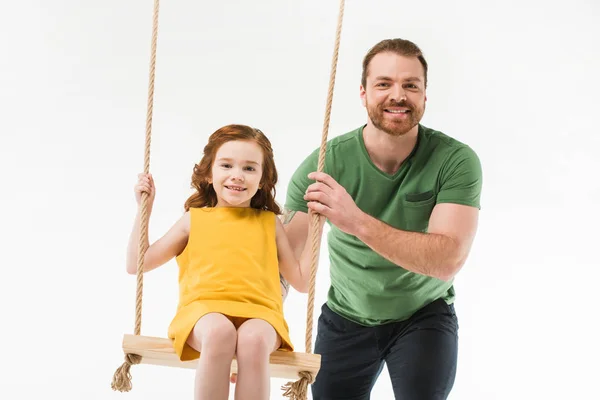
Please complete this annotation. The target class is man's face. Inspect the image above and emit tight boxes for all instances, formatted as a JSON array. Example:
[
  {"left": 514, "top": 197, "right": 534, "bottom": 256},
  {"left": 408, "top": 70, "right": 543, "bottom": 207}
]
[{"left": 360, "top": 52, "right": 427, "bottom": 137}]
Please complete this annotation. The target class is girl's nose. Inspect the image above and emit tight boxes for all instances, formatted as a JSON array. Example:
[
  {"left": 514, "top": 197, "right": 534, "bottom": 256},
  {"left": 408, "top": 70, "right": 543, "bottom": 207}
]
[{"left": 231, "top": 171, "right": 245, "bottom": 182}]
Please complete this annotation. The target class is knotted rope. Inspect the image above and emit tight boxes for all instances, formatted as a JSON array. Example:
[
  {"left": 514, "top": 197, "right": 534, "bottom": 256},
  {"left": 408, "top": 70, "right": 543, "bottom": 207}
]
[
  {"left": 282, "top": 0, "right": 345, "bottom": 398},
  {"left": 111, "top": 0, "right": 160, "bottom": 392}
]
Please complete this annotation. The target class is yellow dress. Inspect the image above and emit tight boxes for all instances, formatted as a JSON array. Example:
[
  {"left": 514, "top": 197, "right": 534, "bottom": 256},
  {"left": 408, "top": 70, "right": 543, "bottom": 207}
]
[{"left": 167, "top": 206, "right": 294, "bottom": 361}]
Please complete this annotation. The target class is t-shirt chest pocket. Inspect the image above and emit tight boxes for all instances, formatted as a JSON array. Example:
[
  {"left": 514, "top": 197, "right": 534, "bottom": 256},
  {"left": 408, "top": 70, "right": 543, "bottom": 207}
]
[{"left": 400, "top": 190, "right": 436, "bottom": 232}]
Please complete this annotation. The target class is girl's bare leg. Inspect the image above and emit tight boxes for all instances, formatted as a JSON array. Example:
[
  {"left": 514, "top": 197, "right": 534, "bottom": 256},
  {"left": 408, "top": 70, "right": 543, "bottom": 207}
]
[
  {"left": 234, "top": 319, "right": 281, "bottom": 400},
  {"left": 186, "top": 313, "right": 237, "bottom": 400}
]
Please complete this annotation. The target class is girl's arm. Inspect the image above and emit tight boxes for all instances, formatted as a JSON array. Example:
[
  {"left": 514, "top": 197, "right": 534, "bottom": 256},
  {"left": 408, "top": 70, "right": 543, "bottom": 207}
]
[
  {"left": 275, "top": 212, "right": 325, "bottom": 293},
  {"left": 126, "top": 211, "right": 190, "bottom": 274},
  {"left": 126, "top": 173, "right": 190, "bottom": 274}
]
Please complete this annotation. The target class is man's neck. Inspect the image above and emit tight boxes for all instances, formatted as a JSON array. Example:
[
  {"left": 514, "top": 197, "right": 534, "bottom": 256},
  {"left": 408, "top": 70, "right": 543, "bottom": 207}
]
[{"left": 362, "top": 123, "right": 419, "bottom": 175}]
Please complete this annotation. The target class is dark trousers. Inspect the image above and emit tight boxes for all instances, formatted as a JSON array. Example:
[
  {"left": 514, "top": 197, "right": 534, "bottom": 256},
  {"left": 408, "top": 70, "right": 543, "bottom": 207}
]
[{"left": 311, "top": 298, "right": 459, "bottom": 400}]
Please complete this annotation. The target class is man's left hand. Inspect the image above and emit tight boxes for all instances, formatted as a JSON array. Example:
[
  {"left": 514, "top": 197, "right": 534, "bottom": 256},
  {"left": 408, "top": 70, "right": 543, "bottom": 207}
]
[{"left": 304, "top": 171, "right": 363, "bottom": 235}]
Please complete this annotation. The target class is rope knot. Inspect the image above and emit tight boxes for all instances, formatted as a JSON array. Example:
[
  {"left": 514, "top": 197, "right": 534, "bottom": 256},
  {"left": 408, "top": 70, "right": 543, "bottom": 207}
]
[
  {"left": 125, "top": 353, "right": 142, "bottom": 366},
  {"left": 298, "top": 371, "right": 315, "bottom": 384},
  {"left": 281, "top": 371, "right": 315, "bottom": 400}
]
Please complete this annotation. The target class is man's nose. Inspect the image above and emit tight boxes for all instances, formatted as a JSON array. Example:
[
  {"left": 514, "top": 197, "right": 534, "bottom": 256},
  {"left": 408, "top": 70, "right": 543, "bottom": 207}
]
[{"left": 390, "top": 84, "right": 407, "bottom": 102}]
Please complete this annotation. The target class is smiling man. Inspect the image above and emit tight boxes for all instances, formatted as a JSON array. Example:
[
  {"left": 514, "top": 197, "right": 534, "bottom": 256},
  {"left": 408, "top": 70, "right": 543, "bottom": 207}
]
[{"left": 284, "top": 38, "right": 483, "bottom": 399}]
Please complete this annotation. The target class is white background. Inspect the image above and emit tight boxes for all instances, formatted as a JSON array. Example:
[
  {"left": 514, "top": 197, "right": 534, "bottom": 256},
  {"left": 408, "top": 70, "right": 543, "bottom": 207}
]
[{"left": 1, "top": 0, "right": 599, "bottom": 399}]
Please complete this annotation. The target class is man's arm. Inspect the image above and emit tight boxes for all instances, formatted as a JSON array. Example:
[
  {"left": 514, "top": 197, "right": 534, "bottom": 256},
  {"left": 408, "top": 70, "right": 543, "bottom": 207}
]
[
  {"left": 305, "top": 140, "right": 482, "bottom": 282},
  {"left": 355, "top": 203, "right": 479, "bottom": 281}
]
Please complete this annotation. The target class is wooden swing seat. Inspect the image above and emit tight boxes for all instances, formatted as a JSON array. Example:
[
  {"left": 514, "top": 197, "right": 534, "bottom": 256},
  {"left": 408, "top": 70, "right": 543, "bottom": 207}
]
[{"left": 122, "top": 334, "right": 321, "bottom": 380}]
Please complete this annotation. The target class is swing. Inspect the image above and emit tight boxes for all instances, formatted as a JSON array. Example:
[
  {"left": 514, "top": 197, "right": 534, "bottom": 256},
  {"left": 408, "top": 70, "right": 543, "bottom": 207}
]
[{"left": 111, "top": 1, "right": 346, "bottom": 399}]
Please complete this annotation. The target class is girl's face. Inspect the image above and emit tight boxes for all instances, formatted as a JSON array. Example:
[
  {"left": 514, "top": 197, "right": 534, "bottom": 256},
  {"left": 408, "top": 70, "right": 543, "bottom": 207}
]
[{"left": 210, "top": 140, "right": 264, "bottom": 208}]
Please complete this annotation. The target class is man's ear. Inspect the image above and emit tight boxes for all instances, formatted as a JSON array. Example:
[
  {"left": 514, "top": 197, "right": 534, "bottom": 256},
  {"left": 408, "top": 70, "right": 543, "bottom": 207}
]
[{"left": 360, "top": 85, "right": 367, "bottom": 107}]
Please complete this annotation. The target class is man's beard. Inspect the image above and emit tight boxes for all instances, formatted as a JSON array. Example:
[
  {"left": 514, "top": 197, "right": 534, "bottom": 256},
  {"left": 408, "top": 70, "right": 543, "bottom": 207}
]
[{"left": 366, "top": 99, "right": 424, "bottom": 137}]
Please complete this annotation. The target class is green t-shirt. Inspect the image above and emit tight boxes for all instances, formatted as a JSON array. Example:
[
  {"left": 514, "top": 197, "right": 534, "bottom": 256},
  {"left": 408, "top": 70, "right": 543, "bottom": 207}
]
[{"left": 285, "top": 124, "right": 482, "bottom": 326}]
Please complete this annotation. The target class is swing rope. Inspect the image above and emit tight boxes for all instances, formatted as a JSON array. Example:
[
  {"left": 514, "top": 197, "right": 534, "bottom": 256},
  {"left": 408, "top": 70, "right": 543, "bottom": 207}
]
[
  {"left": 281, "top": 0, "right": 345, "bottom": 398},
  {"left": 111, "top": 1, "right": 345, "bottom": 398},
  {"left": 111, "top": 0, "right": 160, "bottom": 392}
]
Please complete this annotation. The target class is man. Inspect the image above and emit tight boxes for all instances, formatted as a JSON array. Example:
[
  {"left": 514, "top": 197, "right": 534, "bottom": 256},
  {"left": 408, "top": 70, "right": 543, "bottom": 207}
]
[{"left": 283, "top": 38, "right": 482, "bottom": 399}]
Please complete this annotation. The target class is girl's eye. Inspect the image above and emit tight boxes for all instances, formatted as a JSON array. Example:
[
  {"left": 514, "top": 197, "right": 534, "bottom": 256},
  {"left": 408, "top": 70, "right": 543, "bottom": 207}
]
[
  {"left": 221, "top": 163, "right": 231, "bottom": 168},
  {"left": 244, "top": 166, "right": 255, "bottom": 171}
]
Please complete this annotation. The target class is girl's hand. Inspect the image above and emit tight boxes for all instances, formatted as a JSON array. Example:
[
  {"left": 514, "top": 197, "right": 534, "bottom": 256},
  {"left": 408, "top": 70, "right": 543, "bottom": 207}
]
[
  {"left": 308, "top": 208, "right": 326, "bottom": 230},
  {"left": 134, "top": 173, "right": 156, "bottom": 207}
]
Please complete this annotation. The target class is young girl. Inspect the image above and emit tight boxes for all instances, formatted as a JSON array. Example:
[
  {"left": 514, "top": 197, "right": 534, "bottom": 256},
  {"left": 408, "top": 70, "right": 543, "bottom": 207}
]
[{"left": 126, "top": 124, "right": 323, "bottom": 400}]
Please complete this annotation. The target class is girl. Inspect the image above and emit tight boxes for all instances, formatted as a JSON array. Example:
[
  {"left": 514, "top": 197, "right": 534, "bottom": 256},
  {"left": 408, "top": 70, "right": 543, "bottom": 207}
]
[{"left": 126, "top": 124, "right": 324, "bottom": 400}]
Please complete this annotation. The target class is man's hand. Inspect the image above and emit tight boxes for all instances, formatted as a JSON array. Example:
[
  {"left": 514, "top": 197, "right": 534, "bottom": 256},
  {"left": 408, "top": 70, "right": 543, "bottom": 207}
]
[{"left": 304, "top": 171, "right": 364, "bottom": 236}]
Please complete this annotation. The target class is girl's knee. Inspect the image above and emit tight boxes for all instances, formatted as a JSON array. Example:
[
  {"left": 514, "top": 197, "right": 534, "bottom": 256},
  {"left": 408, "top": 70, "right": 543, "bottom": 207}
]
[
  {"left": 238, "top": 331, "right": 270, "bottom": 354},
  {"left": 191, "top": 314, "right": 237, "bottom": 356},
  {"left": 236, "top": 321, "right": 279, "bottom": 362}
]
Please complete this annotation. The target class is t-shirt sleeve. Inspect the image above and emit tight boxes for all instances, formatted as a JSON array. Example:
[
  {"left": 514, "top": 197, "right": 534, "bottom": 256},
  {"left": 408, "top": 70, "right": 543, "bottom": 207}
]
[
  {"left": 284, "top": 148, "right": 320, "bottom": 213},
  {"left": 436, "top": 145, "right": 483, "bottom": 209}
]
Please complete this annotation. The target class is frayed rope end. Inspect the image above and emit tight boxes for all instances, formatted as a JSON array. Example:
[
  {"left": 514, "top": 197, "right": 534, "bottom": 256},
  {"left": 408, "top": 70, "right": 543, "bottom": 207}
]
[
  {"left": 281, "top": 371, "right": 314, "bottom": 400},
  {"left": 111, "top": 353, "right": 142, "bottom": 392}
]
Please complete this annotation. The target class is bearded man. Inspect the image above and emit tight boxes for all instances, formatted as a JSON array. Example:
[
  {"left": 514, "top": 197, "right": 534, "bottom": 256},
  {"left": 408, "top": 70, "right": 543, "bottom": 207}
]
[{"left": 283, "top": 38, "right": 483, "bottom": 400}]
